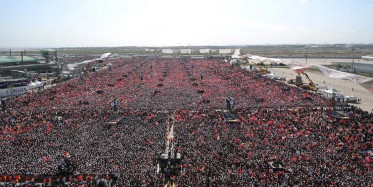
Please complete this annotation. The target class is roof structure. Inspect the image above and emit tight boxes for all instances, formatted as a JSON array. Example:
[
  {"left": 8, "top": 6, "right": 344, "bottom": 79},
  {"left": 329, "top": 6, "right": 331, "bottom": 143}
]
[{"left": 0, "top": 56, "right": 39, "bottom": 64}]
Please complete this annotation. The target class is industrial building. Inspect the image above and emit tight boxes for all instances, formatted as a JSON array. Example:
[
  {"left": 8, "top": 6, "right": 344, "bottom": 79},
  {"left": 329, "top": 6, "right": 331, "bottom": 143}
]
[
  {"left": 0, "top": 50, "right": 60, "bottom": 80},
  {"left": 331, "top": 61, "right": 373, "bottom": 76}
]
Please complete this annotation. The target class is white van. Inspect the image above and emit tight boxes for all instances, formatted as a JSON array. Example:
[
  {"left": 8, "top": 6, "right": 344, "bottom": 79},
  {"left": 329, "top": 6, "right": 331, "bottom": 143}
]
[{"left": 345, "top": 96, "right": 357, "bottom": 103}]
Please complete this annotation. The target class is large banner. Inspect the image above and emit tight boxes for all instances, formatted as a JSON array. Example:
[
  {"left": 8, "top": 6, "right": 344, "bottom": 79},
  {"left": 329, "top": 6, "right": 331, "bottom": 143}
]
[
  {"left": 219, "top": 49, "right": 232, "bottom": 54},
  {"left": 162, "top": 49, "right": 174, "bottom": 54},
  {"left": 0, "top": 86, "right": 29, "bottom": 98},
  {"left": 180, "top": 49, "right": 192, "bottom": 54}
]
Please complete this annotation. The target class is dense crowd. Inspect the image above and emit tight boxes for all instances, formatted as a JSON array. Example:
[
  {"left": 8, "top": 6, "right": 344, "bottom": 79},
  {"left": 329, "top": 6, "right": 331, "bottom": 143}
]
[{"left": 0, "top": 58, "right": 372, "bottom": 186}]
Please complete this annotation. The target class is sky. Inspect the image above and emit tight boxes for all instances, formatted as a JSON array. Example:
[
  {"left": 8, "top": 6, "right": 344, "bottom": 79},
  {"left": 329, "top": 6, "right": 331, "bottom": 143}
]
[{"left": 0, "top": 0, "right": 372, "bottom": 48}]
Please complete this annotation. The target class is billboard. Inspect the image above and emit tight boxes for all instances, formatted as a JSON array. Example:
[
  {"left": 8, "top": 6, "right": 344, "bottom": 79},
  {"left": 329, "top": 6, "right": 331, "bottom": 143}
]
[
  {"left": 199, "top": 49, "right": 210, "bottom": 54},
  {"left": 162, "top": 49, "right": 174, "bottom": 54},
  {"left": 219, "top": 49, "right": 232, "bottom": 54},
  {"left": 180, "top": 49, "right": 192, "bottom": 54}
]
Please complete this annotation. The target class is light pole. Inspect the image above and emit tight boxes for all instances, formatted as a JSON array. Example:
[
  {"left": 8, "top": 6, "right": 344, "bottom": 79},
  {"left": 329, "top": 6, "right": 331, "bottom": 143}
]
[
  {"left": 352, "top": 48, "right": 355, "bottom": 73},
  {"left": 305, "top": 47, "right": 308, "bottom": 64}
]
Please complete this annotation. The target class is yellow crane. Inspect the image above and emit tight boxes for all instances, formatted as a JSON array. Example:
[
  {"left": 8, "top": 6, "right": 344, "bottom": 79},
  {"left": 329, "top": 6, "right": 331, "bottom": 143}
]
[{"left": 301, "top": 72, "right": 316, "bottom": 90}]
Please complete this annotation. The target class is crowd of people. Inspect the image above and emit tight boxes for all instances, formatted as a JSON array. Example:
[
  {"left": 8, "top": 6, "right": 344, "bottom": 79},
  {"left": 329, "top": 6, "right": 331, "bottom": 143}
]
[{"left": 0, "top": 58, "right": 371, "bottom": 186}]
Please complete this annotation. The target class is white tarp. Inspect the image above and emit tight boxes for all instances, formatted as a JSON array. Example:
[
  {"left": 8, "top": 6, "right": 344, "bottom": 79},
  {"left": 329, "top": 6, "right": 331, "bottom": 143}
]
[
  {"left": 247, "top": 55, "right": 273, "bottom": 63},
  {"left": 180, "top": 49, "right": 192, "bottom": 54},
  {"left": 313, "top": 65, "right": 367, "bottom": 82},
  {"left": 162, "top": 49, "right": 174, "bottom": 54},
  {"left": 313, "top": 65, "right": 373, "bottom": 92},
  {"left": 99, "top": 53, "right": 111, "bottom": 60},
  {"left": 35, "top": 80, "right": 43, "bottom": 87},
  {"left": 219, "top": 49, "right": 232, "bottom": 54},
  {"left": 362, "top": 56, "right": 373, "bottom": 61},
  {"left": 28, "top": 81, "right": 43, "bottom": 89},
  {"left": 67, "top": 60, "right": 92, "bottom": 71},
  {"left": 29, "top": 82, "right": 36, "bottom": 87},
  {"left": 199, "top": 49, "right": 210, "bottom": 54},
  {"left": 247, "top": 55, "right": 295, "bottom": 65}
]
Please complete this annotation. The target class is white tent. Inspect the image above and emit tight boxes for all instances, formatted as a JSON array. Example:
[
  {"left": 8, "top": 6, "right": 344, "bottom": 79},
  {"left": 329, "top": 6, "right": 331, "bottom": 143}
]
[
  {"left": 322, "top": 87, "right": 344, "bottom": 98},
  {"left": 34, "top": 80, "right": 43, "bottom": 87},
  {"left": 28, "top": 82, "right": 37, "bottom": 88}
]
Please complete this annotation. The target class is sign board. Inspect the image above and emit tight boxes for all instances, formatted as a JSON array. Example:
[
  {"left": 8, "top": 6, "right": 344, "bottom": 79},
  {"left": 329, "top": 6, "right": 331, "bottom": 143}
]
[
  {"left": 333, "top": 97, "right": 346, "bottom": 111},
  {"left": 334, "top": 97, "right": 344, "bottom": 104},
  {"left": 226, "top": 97, "right": 235, "bottom": 111},
  {"left": 110, "top": 100, "right": 118, "bottom": 108},
  {"left": 0, "top": 100, "right": 4, "bottom": 111}
]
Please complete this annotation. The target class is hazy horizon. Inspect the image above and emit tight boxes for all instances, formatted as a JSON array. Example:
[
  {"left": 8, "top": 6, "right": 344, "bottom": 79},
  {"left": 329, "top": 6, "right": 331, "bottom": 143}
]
[
  {"left": 2, "top": 43, "right": 373, "bottom": 50},
  {"left": 1, "top": 0, "right": 372, "bottom": 48}
]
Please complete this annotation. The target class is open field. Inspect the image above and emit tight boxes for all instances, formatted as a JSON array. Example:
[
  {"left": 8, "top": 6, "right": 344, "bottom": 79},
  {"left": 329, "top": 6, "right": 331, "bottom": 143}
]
[{"left": 269, "top": 67, "right": 373, "bottom": 112}]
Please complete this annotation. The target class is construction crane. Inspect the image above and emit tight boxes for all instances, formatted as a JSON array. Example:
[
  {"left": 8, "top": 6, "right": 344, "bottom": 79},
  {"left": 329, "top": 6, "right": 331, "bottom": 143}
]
[
  {"left": 301, "top": 72, "right": 315, "bottom": 90},
  {"left": 288, "top": 72, "right": 316, "bottom": 91}
]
